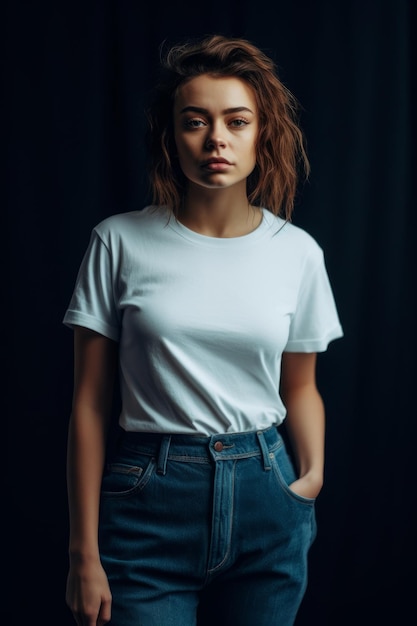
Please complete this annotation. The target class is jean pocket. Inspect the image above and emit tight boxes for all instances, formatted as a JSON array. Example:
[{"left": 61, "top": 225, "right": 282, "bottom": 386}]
[
  {"left": 271, "top": 444, "right": 316, "bottom": 506},
  {"left": 101, "top": 456, "right": 156, "bottom": 497}
]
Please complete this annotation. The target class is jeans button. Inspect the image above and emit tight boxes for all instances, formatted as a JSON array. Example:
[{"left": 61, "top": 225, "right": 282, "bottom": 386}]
[{"left": 214, "top": 441, "right": 224, "bottom": 452}]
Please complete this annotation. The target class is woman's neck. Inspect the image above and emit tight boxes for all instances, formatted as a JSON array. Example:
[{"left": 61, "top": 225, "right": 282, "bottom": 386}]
[{"left": 178, "top": 187, "right": 262, "bottom": 238}]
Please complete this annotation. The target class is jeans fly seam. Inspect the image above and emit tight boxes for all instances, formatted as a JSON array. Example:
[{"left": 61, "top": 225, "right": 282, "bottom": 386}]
[{"left": 206, "top": 459, "right": 236, "bottom": 576}]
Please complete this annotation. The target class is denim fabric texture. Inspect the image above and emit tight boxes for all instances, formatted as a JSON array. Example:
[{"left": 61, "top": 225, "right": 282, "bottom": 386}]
[{"left": 99, "top": 426, "right": 317, "bottom": 626}]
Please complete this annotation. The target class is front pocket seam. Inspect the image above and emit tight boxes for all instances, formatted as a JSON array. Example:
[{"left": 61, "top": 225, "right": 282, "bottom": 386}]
[
  {"left": 271, "top": 457, "right": 315, "bottom": 507},
  {"left": 101, "top": 458, "right": 156, "bottom": 499}
]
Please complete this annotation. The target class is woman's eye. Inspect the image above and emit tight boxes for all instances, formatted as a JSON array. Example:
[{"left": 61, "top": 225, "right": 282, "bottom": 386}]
[
  {"left": 230, "top": 118, "right": 249, "bottom": 128},
  {"left": 184, "top": 119, "right": 205, "bottom": 128}
]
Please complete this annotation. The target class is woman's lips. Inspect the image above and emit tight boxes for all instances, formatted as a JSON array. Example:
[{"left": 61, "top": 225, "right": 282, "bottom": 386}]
[{"left": 201, "top": 158, "right": 232, "bottom": 171}]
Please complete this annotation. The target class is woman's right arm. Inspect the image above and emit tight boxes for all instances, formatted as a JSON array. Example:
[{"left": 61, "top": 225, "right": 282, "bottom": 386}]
[{"left": 66, "top": 326, "right": 118, "bottom": 626}]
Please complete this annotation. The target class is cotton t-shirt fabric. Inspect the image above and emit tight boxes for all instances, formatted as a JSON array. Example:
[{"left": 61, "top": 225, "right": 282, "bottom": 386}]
[{"left": 63, "top": 205, "right": 343, "bottom": 435}]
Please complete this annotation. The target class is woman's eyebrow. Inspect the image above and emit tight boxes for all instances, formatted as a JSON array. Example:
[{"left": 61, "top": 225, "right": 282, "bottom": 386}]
[{"left": 179, "top": 106, "right": 255, "bottom": 115}]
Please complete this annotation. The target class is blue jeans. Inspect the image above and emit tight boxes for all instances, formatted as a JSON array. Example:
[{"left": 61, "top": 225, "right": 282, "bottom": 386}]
[{"left": 99, "top": 426, "right": 317, "bottom": 625}]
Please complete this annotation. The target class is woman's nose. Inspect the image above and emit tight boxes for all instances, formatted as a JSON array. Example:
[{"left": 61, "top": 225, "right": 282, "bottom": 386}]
[{"left": 205, "top": 126, "right": 226, "bottom": 150}]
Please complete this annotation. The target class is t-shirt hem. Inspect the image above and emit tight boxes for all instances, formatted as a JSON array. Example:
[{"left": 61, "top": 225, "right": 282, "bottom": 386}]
[
  {"left": 62, "top": 310, "right": 120, "bottom": 342},
  {"left": 284, "top": 325, "right": 344, "bottom": 353}
]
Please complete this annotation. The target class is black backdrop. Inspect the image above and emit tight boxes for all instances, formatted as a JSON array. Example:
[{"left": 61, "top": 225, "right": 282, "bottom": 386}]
[{"left": 6, "top": 1, "right": 416, "bottom": 624}]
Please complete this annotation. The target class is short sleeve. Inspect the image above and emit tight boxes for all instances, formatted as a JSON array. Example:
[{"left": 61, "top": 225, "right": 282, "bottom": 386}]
[
  {"left": 285, "top": 249, "right": 343, "bottom": 352},
  {"left": 62, "top": 229, "right": 121, "bottom": 341}
]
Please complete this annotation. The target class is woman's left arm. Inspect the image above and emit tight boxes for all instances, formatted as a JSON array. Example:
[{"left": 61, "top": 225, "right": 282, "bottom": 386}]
[{"left": 280, "top": 352, "right": 325, "bottom": 499}]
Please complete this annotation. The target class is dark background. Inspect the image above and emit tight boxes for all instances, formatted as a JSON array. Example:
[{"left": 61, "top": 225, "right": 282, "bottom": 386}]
[{"left": 6, "top": 0, "right": 416, "bottom": 624}]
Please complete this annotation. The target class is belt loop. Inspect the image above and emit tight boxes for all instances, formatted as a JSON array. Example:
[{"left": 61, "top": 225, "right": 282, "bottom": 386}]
[
  {"left": 256, "top": 430, "right": 272, "bottom": 471},
  {"left": 157, "top": 435, "right": 171, "bottom": 475}
]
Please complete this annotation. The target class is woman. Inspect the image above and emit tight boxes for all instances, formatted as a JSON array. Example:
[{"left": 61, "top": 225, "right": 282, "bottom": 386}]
[{"left": 63, "top": 34, "right": 343, "bottom": 626}]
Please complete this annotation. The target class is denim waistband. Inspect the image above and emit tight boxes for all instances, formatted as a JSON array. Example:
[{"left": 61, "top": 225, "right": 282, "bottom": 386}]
[{"left": 117, "top": 426, "right": 282, "bottom": 475}]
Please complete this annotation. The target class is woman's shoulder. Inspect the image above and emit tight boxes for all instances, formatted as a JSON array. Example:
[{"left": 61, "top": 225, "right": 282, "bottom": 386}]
[
  {"left": 92, "top": 205, "right": 169, "bottom": 240},
  {"left": 263, "top": 210, "right": 323, "bottom": 257}
]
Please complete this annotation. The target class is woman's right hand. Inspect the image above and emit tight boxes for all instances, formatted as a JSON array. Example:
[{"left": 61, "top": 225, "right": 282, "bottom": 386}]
[{"left": 66, "top": 556, "right": 112, "bottom": 626}]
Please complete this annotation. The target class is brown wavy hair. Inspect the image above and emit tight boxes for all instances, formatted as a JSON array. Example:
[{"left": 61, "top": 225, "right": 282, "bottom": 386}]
[{"left": 145, "top": 34, "right": 310, "bottom": 220}]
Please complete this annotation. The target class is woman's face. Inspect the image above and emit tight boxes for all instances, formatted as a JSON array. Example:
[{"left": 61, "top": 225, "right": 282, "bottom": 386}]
[{"left": 173, "top": 74, "right": 258, "bottom": 193}]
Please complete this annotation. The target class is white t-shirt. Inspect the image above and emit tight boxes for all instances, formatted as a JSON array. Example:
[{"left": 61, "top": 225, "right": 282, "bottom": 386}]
[{"left": 63, "top": 205, "right": 343, "bottom": 435}]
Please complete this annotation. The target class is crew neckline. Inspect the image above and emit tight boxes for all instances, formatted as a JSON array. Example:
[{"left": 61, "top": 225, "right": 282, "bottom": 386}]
[{"left": 166, "top": 207, "right": 277, "bottom": 248}]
